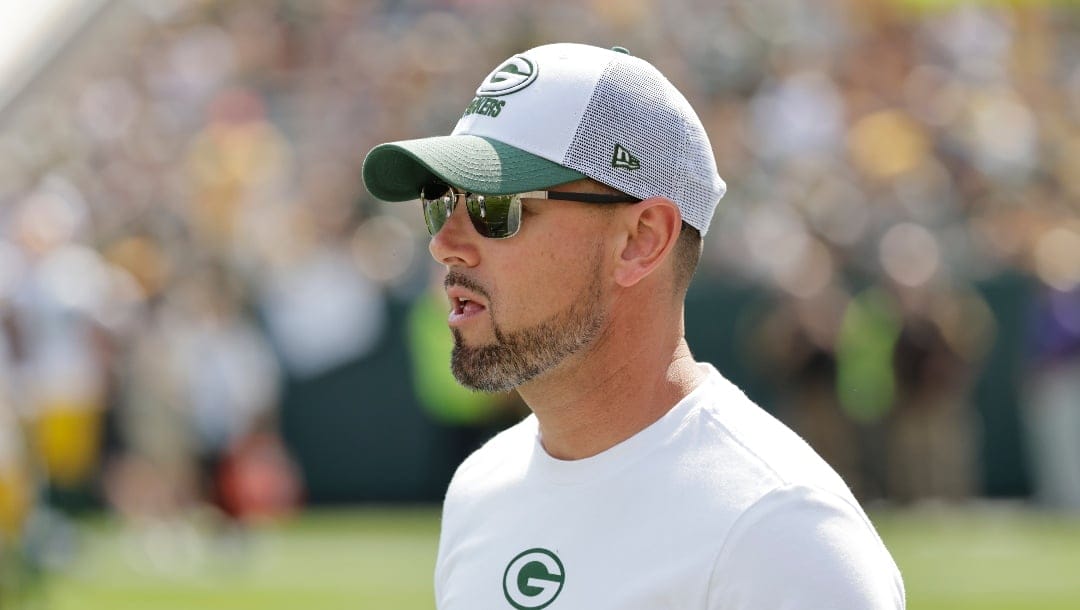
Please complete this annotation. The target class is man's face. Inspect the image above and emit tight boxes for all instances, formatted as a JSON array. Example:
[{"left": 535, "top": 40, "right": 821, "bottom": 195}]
[{"left": 429, "top": 180, "right": 617, "bottom": 392}]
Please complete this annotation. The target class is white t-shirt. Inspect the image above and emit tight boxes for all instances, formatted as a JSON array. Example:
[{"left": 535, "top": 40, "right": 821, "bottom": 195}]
[{"left": 435, "top": 364, "right": 905, "bottom": 610}]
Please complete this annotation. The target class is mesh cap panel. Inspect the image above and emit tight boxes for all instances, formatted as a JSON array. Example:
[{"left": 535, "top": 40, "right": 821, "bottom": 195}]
[{"left": 562, "top": 56, "right": 726, "bottom": 234}]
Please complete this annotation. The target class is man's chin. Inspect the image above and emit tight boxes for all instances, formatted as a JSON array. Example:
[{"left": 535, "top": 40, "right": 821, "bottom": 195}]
[
  {"left": 450, "top": 341, "right": 530, "bottom": 393},
  {"left": 447, "top": 283, "right": 605, "bottom": 394},
  {"left": 450, "top": 361, "right": 518, "bottom": 394},
  {"left": 451, "top": 324, "right": 496, "bottom": 348}
]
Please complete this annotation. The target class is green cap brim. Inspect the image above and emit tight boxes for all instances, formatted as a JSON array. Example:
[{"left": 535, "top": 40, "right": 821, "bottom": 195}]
[{"left": 362, "top": 135, "right": 586, "bottom": 201}]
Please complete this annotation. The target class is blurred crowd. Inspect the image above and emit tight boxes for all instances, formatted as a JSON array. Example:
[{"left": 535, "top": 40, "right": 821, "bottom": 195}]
[{"left": 0, "top": 0, "right": 1079, "bottom": 595}]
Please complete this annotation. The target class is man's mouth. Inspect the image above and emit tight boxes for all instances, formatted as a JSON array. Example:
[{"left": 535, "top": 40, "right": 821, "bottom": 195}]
[
  {"left": 445, "top": 273, "right": 491, "bottom": 327},
  {"left": 452, "top": 296, "right": 486, "bottom": 317},
  {"left": 447, "top": 291, "right": 488, "bottom": 326}
]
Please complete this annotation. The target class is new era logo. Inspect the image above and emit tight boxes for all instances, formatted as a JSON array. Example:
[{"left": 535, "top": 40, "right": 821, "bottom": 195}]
[{"left": 611, "top": 144, "right": 640, "bottom": 170}]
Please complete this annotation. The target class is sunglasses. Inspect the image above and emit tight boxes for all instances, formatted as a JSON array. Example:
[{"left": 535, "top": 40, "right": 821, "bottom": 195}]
[{"left": 419, "top": 181, "right": 640, "bottom": 239}]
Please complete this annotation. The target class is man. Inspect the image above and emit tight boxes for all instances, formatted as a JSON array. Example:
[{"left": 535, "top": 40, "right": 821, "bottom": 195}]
[{"left": 363, "top": 43, "right": 905, "bottom": 610}]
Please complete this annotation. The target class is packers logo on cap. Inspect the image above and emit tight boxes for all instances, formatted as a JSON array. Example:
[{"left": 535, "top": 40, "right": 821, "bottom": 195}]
[{"left": 477, "top": 55, "right": 538, "bottom": 97}]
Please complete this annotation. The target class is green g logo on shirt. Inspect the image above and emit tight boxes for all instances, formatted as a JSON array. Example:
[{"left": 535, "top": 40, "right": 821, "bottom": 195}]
[{"left": 503, "top": 548, "right": 565, "bottom": 609}]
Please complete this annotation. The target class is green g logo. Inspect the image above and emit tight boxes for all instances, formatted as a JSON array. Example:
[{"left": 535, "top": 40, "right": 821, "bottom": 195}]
[
  {"left": 502, "top": 548, "right": 565, "bottom": 609},
  {"left": 477, "top": 55, "right": 538, "bottom": 97}
]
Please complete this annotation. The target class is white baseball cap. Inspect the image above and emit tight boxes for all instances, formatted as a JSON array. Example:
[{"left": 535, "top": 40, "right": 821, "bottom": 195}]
[{"left": 362, "top": 43, "right": 726, "bottom": 235}]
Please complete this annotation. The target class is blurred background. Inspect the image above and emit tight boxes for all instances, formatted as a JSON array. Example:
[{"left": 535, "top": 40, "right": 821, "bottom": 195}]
[{"left": 0, "top": 0, "right": 1078, "bottom": 608}]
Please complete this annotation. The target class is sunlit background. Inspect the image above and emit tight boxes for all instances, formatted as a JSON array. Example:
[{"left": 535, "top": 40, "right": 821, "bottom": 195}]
[{"left": 0, "top": 0, "right": 1079, "bottom": 608}]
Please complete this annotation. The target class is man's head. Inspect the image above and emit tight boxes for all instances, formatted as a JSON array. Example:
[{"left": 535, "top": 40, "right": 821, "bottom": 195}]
[
  {"left": 364, "top": 43, "right": 725, "bottom": 237},
  {"left": 362, "top": 43, "right": 724, "bottom": 390}
]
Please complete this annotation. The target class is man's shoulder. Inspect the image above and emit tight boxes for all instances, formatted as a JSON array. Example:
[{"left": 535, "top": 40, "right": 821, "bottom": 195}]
[
  {"left": 708, "top": 483, "right": 906, "bottom": 608},
  {"left": 675, "top": 365, "right": 858, "bottom": 509}
]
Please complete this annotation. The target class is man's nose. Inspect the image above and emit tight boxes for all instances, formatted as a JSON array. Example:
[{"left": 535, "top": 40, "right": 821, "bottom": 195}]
[{"left": 428, "top": 196, "right": 481, "bottom": 268}]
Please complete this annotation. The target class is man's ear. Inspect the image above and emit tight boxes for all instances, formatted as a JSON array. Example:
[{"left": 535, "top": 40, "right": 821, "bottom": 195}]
[{"left": 612, "top": 198, "right": 682, "bottom": 288}]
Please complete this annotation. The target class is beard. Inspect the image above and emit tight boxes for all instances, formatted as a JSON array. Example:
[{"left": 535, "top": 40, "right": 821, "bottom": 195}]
[{"left": 449, "top": 259, "right": 606, "bottom": 393}]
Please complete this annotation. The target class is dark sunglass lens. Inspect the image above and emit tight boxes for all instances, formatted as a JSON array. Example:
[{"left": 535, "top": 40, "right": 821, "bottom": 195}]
[
  {"left": 420, "top": 182, "right": 454, "bottom": 236},
  {"left": 419, "top": 182, "right": 449, "bottom": 201},
  {"left": 422, "top": 197, "right": 450, "bottom": 236},
  {"left": 466, "top": 195, "right": 520, "bottom": 238}
]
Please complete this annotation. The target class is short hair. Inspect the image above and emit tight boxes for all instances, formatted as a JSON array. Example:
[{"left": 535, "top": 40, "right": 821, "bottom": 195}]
[{"left": 673, "top": 221, "right": 702, "bottom": 295}]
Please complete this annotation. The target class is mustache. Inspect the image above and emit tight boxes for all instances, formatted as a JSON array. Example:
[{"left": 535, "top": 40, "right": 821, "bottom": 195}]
[{"left": 444, "top": 270, "right": 491, "bottom": 301}]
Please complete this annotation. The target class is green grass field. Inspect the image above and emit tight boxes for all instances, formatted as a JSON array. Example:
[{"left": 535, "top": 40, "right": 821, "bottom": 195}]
[{"left": 26, "top": 506, "right": 1080, "bottom": 609}]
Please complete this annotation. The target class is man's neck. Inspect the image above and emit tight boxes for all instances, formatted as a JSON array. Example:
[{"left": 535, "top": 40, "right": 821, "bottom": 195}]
[{"left": 516, "top": 328, "right": 707, "bottom": 461}]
